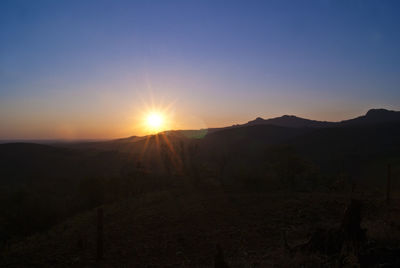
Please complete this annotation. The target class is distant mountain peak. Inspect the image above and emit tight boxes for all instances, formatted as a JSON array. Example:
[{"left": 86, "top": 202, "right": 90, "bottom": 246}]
[
  {"left": 281, "top": 115, "right": 297, "bottom": 118},
  {"left": 365, "top": 108, "right": 395, "bottom": 117},
  {"left": 340, "top": 108, "right": 400, "bottom": 125},
  {"left": 251, "top": 117, "right": 265, "bottom": 122},
  {"left": 245, "top": 114, "right": 332, "bottom": 128}
]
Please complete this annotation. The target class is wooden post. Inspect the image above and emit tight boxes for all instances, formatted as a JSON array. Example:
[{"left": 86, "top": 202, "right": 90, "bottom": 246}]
[
  {"left": 386, "top": 164, "right": 391, "bottom": 204},
  {"left": 351, "top": 180, "right": 356, "bottom": 199},
  {"left": 96, "top": 208, "right": 103, "bottom": 260}
]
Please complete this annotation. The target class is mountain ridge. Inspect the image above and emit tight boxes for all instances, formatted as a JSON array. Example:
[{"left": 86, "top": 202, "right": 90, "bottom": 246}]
[
  {"left": 175, "top": 108, "right": 400, "bottom": 139},
  {"left": 243, "top": 108, "right": 400, "bottom": 129}
]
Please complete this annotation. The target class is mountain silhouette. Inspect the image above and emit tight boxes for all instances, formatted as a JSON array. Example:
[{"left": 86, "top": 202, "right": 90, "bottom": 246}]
[
  {"left": 245, "top": 115, "right": 333, "bottom": 128},
  {"left": 340, "top": 108, "right": 400, "bottom": 125},
  {"left": 45, "top": 108, "right": 399, "bottom": 151},
  {"left": 240, "top": 108, "right": 400, "bottom": 129},
  {"left": 209, "top": 108, "right": 399, "bottom": 131}
]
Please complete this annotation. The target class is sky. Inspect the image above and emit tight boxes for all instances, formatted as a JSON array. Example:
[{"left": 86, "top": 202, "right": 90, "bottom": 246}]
[{"left": 1, "top": 0, "right": 400, "bottom": 139}]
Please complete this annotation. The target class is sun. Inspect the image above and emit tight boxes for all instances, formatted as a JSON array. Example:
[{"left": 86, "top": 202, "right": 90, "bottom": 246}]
[
  {"left": 135, "top": 97, "right": 175, "bottom": 135},
  {"left": 145, "top": 112, "right": 165, "bottom": 133}
]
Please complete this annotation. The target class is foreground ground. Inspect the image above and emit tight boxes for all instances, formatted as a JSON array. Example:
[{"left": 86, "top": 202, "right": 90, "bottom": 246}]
[{"left": 1, "top": 185, "right": 399, "bottom": 267}]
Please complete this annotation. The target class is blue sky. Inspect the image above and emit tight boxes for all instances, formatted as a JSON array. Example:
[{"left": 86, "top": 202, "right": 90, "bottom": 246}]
[{"left": 1, "top": 0, "right": 400, "bottom": 138}]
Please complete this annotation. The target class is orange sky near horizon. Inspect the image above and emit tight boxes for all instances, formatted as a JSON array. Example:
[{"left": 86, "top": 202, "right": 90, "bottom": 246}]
[{"left": 1, "top": 89, "right": 395, "bottom": 140}]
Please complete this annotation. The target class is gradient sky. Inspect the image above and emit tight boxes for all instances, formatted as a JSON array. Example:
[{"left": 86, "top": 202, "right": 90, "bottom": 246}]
[{"left": 1, "top": 0, "right": 400, "bottom": 139}]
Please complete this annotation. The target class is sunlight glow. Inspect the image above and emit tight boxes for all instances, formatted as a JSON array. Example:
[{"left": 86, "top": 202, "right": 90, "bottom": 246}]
[
  {"left": 134, "top": 93, "right": 176, "bottom": 135},
  {"left": 146, "top": 112, "right": 164, "bottom": 132}
]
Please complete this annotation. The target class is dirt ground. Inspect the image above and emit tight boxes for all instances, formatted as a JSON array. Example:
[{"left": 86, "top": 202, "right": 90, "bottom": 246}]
[{"left": 1, "top": 187, "right": 400, "bottom": 267}]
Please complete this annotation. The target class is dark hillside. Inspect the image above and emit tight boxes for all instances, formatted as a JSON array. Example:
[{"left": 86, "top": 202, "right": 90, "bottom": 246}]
[
  {"left": 289, "top": 123, "right": 400, "bottom": 174},
  {"left": 1, "top": 110, "right": 400, "bottom": 266}
]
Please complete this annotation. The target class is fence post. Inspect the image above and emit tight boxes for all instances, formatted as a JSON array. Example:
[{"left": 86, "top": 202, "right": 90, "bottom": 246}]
[
  {"left": 386, "top": 164, "right": 391, "bottom": 204},
  {"left": 97, "top": 208, "right": 103, "bottom": 260}
]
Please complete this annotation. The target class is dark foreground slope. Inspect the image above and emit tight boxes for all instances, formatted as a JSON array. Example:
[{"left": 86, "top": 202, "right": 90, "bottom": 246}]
[{"left": 2, "top": 189, "right": 400, "bottom": 267}]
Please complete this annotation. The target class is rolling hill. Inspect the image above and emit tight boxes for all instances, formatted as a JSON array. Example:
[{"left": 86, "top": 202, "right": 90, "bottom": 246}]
[{"left": 1, "top": 108, "right": 400, "bottom": 266}]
